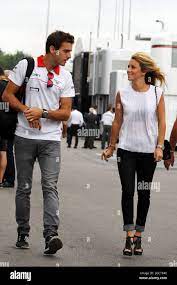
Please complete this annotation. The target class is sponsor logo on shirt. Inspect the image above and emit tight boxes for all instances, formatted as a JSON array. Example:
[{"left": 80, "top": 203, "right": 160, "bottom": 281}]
[{"left": 32, "top": 72, "right": 40, "bottom": 77}]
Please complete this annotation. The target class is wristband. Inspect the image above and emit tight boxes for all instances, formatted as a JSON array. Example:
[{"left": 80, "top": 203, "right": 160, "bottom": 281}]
[
  {"left": 109, "top": 144, "right": 115, "bottom": 149},
  {"left": 23, "top": 107, "right": 30, "bottom": 114},
  {"left": 156, "top": 144, "right": 163, "bottom": 150}
]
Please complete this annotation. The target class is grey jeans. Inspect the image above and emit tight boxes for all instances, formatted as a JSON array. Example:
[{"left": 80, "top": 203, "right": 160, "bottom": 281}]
[{"left": 14, "top": 135, "right": 61, "bottom": 239}]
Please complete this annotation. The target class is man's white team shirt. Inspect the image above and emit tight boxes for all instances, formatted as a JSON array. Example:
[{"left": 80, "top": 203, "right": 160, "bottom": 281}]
[{"left": 9, "top": 55, "right": 75, "bottom": 141}]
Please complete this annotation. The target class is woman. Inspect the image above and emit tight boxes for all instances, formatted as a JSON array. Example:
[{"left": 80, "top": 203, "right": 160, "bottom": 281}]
[{"left": 102, "top": 52, "right": 166, "bottom": 256}]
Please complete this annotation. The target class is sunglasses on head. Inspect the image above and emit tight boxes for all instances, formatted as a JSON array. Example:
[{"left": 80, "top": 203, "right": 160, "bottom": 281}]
[{"left": 47, "top": 72, "right": 54, "bottom": 88}]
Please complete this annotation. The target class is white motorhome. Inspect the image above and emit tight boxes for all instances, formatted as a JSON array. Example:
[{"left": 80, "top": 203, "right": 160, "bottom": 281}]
[
  {"left": 89, "top": 48, "right": 134, "bottom": 114},
  {"left": 109, "top": 70, "right": 128, "bottom": 106},
  {"left": 73, "top": 35, "right": 177, "bottom": 141},
  {"left": 151, "top": 33, "right": 177, "bottom": 139}
]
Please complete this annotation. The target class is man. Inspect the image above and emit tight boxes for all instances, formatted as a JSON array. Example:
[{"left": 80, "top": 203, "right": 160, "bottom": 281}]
[
  {"left": 91, "top": 105, "right": 100, "bottom": 148},
  {"left": 83, "top": 107, "right": 97, "bottom": 149},
  {"left": 3, "top": 138, "right": 15, "bottom": 187},
  {"left": 0, "top": 66, "right": 15, "bottom": 188},
  {"left": 0, "top": 66, "right": 8, "bottom": 188},
  {"left": 101, "top": 105, "right": 115, "bottom": 149},
  {"left": 164, "top": 118, "right": 177, "bottom": 170},
  {"left": 0, "top": 137, "right": 7, "bottom": 187},
  {"left": 2, "top": 30, "right": 75, "bottom": 254},
  {"left": 67, "top": 106, "right": 84, "bottom": 148}
]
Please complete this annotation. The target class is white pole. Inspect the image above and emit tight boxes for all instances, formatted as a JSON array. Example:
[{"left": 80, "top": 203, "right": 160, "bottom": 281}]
[
  {"left": 128, "top": 0, "right": 132, "bottom": 40},
  {"left": 121, "top": 0, "right": 124, "bottom": 36},
  {"left": 46, "top": 0, "right": 51, "bottom": 39},
  {"left": 117, "top": 0, "right": 121, "bottom": 40},
  {"left": 114, "top": 0, "right": 118, "bottom": 40},
  {"left": 97, "top": 0, "right": 102, "bottom": 39},
  {"left": 121, "top": 0, "right": 124, "bottom": 48},
  {"left": 89, "top": 32, "right": 92, "bottom": 51}
]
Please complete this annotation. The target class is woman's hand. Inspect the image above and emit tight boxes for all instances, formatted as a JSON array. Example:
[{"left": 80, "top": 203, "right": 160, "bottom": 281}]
[
  {"left": 164, "top": 152, "right": 175, "bottom": 170},
  {"left": 101, "top": 146, "right": 115, "bottom": 161},
  {"left": 154, "top": 147, "right": 163, "bottom": 162}
]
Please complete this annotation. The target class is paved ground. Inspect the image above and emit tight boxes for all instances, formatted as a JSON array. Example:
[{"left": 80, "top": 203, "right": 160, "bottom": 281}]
[{"left": 0, "top": 138, "right": 177, "bottom": 268}]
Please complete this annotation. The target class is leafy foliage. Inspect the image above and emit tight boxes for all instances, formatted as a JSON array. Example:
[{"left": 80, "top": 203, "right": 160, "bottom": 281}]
[{"left": 0, "top": 50, "right": 30, "bottom": 70}]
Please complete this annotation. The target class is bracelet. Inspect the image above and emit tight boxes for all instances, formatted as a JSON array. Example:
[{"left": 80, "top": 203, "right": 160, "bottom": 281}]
[
  {"left": 156, "top": 144, "right": 163, "bottom": 150},
  {"left": 23, "top": 107, "right": 30, "bottom": 114},
  {"left": 109, "top": 144, "right": 115, "bottom": 149}
]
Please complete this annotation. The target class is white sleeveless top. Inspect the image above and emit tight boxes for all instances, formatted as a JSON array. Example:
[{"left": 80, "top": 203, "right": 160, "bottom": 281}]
[{"left": 118, "top": 84, "right": 163, "bottom": 153}]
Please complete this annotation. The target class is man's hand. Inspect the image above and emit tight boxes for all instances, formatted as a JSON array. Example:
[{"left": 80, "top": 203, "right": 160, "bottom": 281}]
[
  {"left": 29, "top": 119, "right": 41, "bottom": 130},
  {"left": 24, "top": 108, "right": 43, "bottom": 122},
  {"left": 164, "top": 152, "right": 175, "bottom": 170},
  {"left": 62, "top": 130, "right": 67, "bottom": 138}
]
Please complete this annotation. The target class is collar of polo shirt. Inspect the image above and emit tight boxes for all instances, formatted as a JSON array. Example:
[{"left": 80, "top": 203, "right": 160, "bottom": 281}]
[{"left": 37, "top": 55, "right": 60, "bottom": 75}]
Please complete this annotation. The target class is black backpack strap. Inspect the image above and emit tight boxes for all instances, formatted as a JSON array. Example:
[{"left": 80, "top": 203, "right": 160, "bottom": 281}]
[
  {"left": 155, "top": 86, "right": 157, "bottom": 106},
  {"left": 24, "top": 57, "right": 35, "bottom": 83},
  {"left": 21, "top": 57, "right": 35, "bottom": 104},
  {"left": 154, "top": 86, "right": 159, "bottom": 120}
]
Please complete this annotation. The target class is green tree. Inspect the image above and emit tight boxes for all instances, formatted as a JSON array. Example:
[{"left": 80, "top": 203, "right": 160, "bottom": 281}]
[{"left": 0, "top": 50, "right": 30, "bottom": 70}]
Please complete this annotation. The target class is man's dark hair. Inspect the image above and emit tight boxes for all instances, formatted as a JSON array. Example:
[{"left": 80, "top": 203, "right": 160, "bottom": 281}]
[
  {"left": 46, "top": 30, "right": 74, "bottom": 53},
  {"left": 72, "top": 105, "right": 77, "bottom": 110},
  {"left": 0, "top": 65, "right": 5, "bottom": 76},
  {"left": 106, "top": 104, "right": 112, "bottom": 111}
]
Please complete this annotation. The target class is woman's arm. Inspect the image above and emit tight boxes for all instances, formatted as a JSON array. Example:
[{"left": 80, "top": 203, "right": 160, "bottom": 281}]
[
  {"left": 169, "top": 118, "right": 177, "bottom": 151},
  {"left": 101, "top": 92, "right": 123, "bottom": 160},
  {"left": 154, "top": 94, "right": 166, "bottom": 162},
  {"left": 109, "top": 92, "right": 123, "bottom": 147},
  {"left": 156, "top": 94, "right": 166, "bottom": 146}
]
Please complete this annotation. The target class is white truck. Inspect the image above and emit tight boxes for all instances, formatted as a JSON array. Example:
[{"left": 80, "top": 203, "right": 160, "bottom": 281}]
[{"left": 151, "top": 33, "right": 177, "bottom": 139}]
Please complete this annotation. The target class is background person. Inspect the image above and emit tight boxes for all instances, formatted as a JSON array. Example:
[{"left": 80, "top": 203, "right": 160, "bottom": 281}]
[
  {"left": 83, "top": 107, "right": 97, "bottom": 149},
  {"left": 0, "top": 139, "right": 7, "bottom": 188},
  {"left": 101, "top": 105, "right": 115, "bottom": 149},
  {"left": 67, "top": 106, "right": 84, "bottom": 148},
  {"left": 2, "top": 139, "right": 15, "bottom": 187},
  {"left": 102, "top": 52, "right": 166, "bottom": 256},
  {"left": 164, "top": 118, "right": 177, "bottom": 170},
  {"left": 0, "top": 67, "right": 15, "bottom": 188},
  {"left": 0, "top": 66, "right": 8, "bottom": 187}
]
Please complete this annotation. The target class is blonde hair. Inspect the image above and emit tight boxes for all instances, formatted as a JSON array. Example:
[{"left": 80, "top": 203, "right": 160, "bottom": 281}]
[
  {"left": 131, "top": 52, "right": 165, "bottom": 86},
  {"left": 0, "top": 75, "right": 7, "bottom": 80}
]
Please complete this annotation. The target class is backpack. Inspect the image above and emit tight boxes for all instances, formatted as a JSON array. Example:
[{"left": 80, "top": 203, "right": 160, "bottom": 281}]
[{"left": 0, "top": 57, "right": 34, "bottom": 139}]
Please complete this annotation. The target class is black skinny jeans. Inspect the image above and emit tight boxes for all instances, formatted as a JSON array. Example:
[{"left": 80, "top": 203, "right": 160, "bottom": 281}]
[{"left": 117, "top": 148, "right": 157, "bottom": 232}]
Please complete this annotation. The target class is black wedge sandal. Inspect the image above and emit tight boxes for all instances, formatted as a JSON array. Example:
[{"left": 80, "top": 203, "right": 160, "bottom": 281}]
[
  {"left": 123, "top": 236, "right": 133, "bottom": 256},
  {"left": 133, "top": 236, "right": 143, "bottom": 255}
]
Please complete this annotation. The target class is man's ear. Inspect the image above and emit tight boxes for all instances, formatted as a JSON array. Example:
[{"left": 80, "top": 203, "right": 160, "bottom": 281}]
[{"left": 49, "top": 45, "right": 56, "bottom": 55}]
